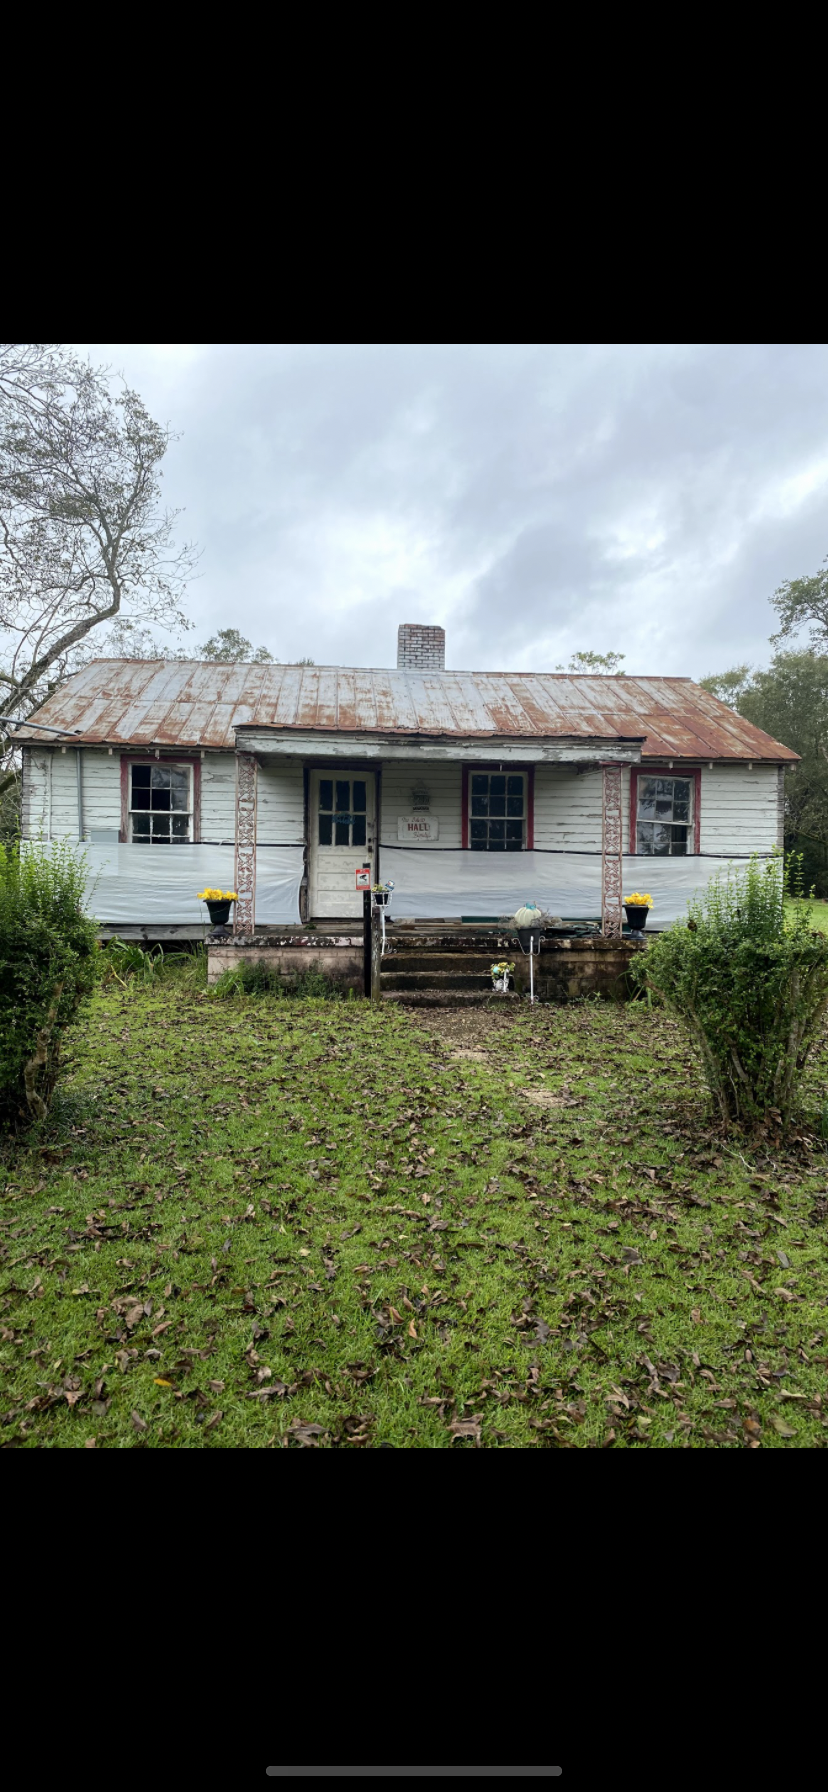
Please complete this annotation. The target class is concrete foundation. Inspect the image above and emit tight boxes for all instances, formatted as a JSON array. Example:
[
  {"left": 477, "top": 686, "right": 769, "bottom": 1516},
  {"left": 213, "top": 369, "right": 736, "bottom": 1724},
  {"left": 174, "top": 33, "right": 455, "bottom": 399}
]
[{"left": 207, "top": 927, "right": 646, "bottom": 1001}]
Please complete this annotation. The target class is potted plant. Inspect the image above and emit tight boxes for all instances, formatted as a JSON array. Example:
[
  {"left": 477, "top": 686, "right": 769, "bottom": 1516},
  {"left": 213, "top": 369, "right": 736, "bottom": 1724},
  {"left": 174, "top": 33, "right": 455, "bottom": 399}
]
[
  {"left": 372, "top": 882, "right": 392, "bottom": 907},
  {"left": 197, "top": 887, "right": 238, "bottom": 932},
  {"left": 624, "top": 891, "right": 653, "bottom": 930},
  {"left": 491, "top": 959, "right": 515, "bottom": 991}
]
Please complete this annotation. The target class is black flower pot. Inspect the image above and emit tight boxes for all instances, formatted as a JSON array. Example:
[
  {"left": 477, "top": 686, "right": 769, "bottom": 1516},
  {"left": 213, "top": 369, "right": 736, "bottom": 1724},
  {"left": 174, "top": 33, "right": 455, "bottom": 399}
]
[
  {"left": 517, "top": 927, "right": 542, "bottom": 953},
  {"left": 206, "top": 900, "right": 232, "bottom": 926},
  {"left": 624, "top": 905, "right": 649, "bottom": 930},
  {"left": 373, "top": 891, "right": 390, "bottom": 907}
]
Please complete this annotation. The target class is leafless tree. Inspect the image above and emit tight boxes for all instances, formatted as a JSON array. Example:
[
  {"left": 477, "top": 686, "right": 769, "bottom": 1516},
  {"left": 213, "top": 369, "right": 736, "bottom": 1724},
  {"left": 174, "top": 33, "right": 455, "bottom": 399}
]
[{"left": 0, "top": 343, "right": 198, "bottom": 799}]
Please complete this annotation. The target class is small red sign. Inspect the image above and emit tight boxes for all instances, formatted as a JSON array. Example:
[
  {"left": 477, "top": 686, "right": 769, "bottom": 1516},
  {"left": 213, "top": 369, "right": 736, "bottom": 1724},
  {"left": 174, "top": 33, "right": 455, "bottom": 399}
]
[{"left": 355, "top": 867, "right": 371, "bottom": 889}]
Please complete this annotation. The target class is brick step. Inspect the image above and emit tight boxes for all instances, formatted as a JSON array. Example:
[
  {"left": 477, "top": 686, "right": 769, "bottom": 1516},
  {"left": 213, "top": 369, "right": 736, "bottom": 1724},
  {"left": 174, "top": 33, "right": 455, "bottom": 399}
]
[{"left": 382, "top": 987, "right": 523, "bottom": 1007}]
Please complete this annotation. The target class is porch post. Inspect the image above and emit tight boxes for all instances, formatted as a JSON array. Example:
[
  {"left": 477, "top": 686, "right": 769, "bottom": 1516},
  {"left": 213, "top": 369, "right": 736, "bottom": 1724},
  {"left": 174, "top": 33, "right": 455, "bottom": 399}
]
[
  {"left": 234, "top": 751, "right": 258, "bottom": 934},
  {"left": 601, "top": 763, "right": 623, "bottom": 938}
]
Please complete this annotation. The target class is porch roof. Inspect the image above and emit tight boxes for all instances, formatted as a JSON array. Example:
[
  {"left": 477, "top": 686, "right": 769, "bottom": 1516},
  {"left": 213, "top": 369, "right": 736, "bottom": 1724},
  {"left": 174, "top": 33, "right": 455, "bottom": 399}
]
[{"left": 12, "top": 658, "right": 798, "bottom": 762}]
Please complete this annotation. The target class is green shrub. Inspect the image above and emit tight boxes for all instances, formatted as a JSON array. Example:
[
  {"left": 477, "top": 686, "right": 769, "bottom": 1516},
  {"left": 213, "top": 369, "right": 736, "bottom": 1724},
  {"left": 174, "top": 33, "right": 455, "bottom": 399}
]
[
  {"left": 633, "top": 855, "right": 828, "bottom": 1127},
  {"left": 0, "top": 841, "right": 99, "bottom": 1125},
  {"left": 100, "top": 939, "right": 206, "bottom": 989}
]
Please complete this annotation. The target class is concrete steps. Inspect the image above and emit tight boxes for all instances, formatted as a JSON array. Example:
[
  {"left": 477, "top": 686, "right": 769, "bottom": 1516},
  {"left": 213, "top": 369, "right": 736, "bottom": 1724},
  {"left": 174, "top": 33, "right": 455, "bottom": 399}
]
[{"left": 382, "top": 986, "right": 522, "bottom": 1007}]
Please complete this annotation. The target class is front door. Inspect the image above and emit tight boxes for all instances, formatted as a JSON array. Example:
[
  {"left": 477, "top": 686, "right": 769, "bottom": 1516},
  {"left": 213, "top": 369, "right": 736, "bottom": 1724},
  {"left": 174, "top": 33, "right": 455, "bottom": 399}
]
[{"left": 310, "top": 769, "right": 376, "bottom": 918}]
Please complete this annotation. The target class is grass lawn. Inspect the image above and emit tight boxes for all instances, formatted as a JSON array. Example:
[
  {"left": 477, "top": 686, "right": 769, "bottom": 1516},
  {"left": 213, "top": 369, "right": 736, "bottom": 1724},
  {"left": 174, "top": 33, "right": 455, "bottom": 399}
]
[
  {"left": 2, "top": 972, "right": 827, "bottom": 1448},
  {"left": 786, "top": 898, "right": 828, "bottom": 933}
]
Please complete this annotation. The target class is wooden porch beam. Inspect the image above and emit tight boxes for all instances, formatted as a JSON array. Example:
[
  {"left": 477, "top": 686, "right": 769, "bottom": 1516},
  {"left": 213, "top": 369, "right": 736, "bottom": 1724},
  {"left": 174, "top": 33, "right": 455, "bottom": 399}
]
[{"left": 233, "top": 730, "right": 643, "bottom": 765}]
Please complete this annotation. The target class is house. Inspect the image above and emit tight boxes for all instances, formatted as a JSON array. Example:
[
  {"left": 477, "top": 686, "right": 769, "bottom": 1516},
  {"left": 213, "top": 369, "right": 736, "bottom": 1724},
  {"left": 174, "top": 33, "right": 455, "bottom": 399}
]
[{"left": 14, "top": 624, "right": 797, "bottom": 939}]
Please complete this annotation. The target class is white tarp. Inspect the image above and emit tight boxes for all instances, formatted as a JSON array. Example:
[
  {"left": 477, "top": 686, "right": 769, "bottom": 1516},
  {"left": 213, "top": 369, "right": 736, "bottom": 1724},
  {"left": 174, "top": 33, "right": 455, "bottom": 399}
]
[
  {"left": 82, "top": 844, "right": 236, "bottom": 924},
  {"left": 249, "top": 846, "right": 304, "bottom": 924},
  {"left": 379, "top": 848, "right": 769, "bottom": 926},
  {"left": 67, "top": 843, "right": 304, "bottom": 926}
]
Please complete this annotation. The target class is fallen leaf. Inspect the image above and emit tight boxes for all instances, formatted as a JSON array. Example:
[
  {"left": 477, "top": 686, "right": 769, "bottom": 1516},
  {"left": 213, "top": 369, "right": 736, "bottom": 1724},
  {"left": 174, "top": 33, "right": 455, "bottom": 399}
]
[
  {"left": 84, "top": 1437, "right": 97, "bottom": 1449},
  {"left": 285, "top": 1419, "right": 326, "bottom": 1446},
  {"left": 690, "top": 1308, "right": 702, "bottom": 1323},
  {"left": 449, "top": 1414, "right": 483, "bottom": 1444},
  {"left": 770, "top": 1415, "right": 796, "bottom": 1437},
  {"left": 131, "top": 1410, "right": 148, "bottom": 1433},
  {"left": 153, "top": 1378, "right": 173, "bottom": 1387},
  {"left": 204, "top": 1411, "right": 223, "bottom": 1430},
  {"left": 407, "top": 1319, "right": 417, "bottom": 1338}
]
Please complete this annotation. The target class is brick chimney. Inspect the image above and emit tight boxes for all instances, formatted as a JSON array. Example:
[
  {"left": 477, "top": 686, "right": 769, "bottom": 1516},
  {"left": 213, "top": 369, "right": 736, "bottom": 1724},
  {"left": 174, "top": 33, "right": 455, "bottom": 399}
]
[{"left": 397, "top": 623, "right": 446, "bottom": 671}]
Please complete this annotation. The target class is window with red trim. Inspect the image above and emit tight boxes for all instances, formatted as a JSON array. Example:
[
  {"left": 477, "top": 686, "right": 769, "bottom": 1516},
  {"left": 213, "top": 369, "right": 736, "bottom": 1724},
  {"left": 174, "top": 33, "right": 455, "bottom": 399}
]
[
  {"left": 128, "top": 762, "right": 193, "bottom": 843},
  {"left": 632, "top": 769, "right": 700, "bottom": 855},
  {"left": 462, "top": 766, "right": 534, "bottom": 849}
]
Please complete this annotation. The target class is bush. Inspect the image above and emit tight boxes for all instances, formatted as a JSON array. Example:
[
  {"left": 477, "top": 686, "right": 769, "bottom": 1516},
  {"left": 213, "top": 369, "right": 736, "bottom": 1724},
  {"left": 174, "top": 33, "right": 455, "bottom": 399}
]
[
  {"left": 633, "top": 855, "right": 828, "bottom": 1127},
  {"left": 100, "top": 938, "right": 206, "bottom": 989},
  {"left": 0, "top": 841, "right": 99, "bottom": 1125}
]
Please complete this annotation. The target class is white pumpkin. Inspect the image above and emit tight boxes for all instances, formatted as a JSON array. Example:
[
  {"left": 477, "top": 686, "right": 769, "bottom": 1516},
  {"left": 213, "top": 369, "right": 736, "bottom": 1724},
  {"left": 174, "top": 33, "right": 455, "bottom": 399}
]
[{"left": 514, "top": 903, "right": 542, "bottom": 927}]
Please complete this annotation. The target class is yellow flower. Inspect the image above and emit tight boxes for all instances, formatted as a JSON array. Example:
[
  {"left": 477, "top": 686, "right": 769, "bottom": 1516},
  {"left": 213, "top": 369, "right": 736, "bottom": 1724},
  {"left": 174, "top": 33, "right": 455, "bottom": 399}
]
[
  {"left": 625, "top": 892, "right": 653, "bottom": 907},
  {"left": 196, "top": 888, "right": 237, "bottom": 901}
]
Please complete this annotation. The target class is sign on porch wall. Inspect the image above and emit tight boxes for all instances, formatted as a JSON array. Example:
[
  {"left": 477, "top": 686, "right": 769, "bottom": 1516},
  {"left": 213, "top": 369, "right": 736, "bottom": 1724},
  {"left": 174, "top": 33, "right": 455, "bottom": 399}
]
[{"left": 397, "top": 814, "right": 439, "bottom": 841}]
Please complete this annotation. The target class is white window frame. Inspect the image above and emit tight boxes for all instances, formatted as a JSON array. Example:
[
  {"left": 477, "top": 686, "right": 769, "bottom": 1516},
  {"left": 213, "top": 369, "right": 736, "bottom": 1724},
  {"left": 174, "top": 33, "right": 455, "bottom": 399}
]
[
  {"left": 128, "top": 761, "right": 194, "bottom": 845},
  {"left": 468, "top": 768, "right": 528, "bottom": 852},
  {"left": 636, "top": 773, "right": 694, "bottom": 856}
]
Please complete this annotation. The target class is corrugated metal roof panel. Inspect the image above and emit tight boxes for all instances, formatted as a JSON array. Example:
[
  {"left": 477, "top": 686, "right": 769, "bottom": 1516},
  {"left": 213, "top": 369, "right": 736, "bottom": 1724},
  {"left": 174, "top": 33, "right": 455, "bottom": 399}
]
[{"left": 10, "top": 658, "right": 798, "bottom": 761}]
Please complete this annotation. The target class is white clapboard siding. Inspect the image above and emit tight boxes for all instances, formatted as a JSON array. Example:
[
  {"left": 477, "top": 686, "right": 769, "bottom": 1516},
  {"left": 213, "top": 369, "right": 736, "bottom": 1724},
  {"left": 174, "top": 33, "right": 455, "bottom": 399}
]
[
  {"left": 697, "top": 764, "right": 780, "bottom": 854},
  {"left": 256, "top": 759, "right": 305, "bottom": 842},
  {"left": 23, "top": 748, "right": 122, "bottom": 838},
  {"left": 533, "top": 765, "right": 621, "bottom": 851},
  {"left": 379, "top": 761, "right": 462, "bottom": 847},
  {"left": 200, "top": 754, "right": 237, "bottom": 839}
]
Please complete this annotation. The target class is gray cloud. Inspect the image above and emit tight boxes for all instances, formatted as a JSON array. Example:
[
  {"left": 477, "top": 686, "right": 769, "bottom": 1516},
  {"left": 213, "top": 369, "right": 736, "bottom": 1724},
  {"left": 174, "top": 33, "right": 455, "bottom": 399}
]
[{"left": 80, "top": 342, "right": 828, "bottom": 676}]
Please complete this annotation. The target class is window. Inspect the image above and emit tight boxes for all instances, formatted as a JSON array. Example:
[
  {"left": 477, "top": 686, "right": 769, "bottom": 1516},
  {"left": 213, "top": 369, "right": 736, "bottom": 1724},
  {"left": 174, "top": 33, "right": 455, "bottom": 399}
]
[
  {"left": 129, "top": 763, "right": 193, "bottom": 844},
  {"left": 317, "top": 777, "right": 367, "bottom": 848},
  {"left": 636, "top": 775, "right": 693, "bottom": 855},
  {"left": 469, "top": 772, "right": 526, "bottom": 851}
]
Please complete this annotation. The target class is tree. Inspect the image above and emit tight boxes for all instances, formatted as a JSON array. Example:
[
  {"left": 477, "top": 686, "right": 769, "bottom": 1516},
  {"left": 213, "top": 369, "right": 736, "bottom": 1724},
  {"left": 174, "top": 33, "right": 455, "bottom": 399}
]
[
  {"left": 699, "top": 665, "right": 753, "bottom": 706},
  {"left": 196, "top": 630, "right": 315, "bottom": 665},
  {"left": 701, "top": 651, "right": 828, "bottom": 893},
  {"left": 0, "top": 343, "right": 197, "bottom": 798},
  {"left": 770, "top": 554, "right": 828, "bottom": 647},
  {"left": 556, "top": 650, "right": 626, "bottom": 673},
  {"left": 197, "top": 628, "right": 273, "bottom": 664}
]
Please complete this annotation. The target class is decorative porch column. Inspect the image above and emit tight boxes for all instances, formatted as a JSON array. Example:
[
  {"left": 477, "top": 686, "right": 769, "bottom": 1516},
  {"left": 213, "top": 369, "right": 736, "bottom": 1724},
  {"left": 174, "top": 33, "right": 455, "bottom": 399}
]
[
  {"left": 234, "top": 751, "right": 258, "bottom": 934},
  {"left": 601, "top": 763, "right": 623, "bottom": 938}
]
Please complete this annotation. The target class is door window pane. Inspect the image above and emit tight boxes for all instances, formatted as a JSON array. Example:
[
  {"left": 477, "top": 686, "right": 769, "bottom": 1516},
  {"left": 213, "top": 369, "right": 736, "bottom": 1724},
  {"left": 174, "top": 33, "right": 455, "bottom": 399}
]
[{"left": 319, "top": 779, "right": 333, "bottom": 812}]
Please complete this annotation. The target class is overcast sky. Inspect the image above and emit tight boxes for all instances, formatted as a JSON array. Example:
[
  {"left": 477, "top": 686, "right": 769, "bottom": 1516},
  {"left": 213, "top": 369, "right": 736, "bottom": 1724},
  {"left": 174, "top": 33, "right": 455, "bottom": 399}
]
[{"left": 82, "top": 343, "right": 828, "bottom": 678}]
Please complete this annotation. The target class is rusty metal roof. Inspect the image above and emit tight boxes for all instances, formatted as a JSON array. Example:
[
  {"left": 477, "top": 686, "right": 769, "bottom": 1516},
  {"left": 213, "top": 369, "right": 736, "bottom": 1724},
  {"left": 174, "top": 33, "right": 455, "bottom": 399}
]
[{"left": 11, "top": 658, "right": 798, "bottom": 761}]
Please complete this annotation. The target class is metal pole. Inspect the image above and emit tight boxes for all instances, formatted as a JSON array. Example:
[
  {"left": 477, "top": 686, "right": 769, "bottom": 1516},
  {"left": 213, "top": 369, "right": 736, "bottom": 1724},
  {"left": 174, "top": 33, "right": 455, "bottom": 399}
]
[
  {"left": 362, "top": 869, "right": 372, "bottom": 998},
  {"left": 76, "top": 748, "right": 84, "bottom": 840},
  {"left": 530, "top": 935, "right": 534, "bottom": 1005}
]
